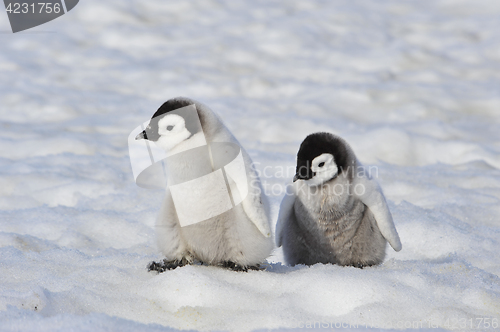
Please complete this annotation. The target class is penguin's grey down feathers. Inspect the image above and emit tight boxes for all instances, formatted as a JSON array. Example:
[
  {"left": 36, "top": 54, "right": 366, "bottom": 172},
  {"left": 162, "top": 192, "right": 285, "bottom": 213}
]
[
  {"left": 276, "top": 132, "right": 401, "bottom": 267},
  {"left": 147, "top": 97, "right": 273, "bottom": 268}
]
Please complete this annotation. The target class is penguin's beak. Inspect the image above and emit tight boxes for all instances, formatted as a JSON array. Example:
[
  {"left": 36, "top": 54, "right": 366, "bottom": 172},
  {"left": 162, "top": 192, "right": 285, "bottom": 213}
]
[
  {"left": 293, "top": 172, "right": 313, "bottom": 182},
  {"left": 135, "top": 130, "right": 147, "bottom": 140},
  {"left": 294, "top": 160, "right": 314, "bottom": 182}
]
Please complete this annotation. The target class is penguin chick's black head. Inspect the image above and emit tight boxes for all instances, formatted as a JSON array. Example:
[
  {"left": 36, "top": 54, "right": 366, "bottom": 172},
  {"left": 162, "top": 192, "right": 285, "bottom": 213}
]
[
  {"left": 295, "top": 132, "right": 352, "bottom": 181},
  {"left": 136, "top": 98, "right": 197, "bottom": 141}
]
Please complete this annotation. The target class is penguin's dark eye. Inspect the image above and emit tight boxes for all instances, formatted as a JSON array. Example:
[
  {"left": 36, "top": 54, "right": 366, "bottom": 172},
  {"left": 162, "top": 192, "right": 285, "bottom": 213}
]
[
  {"left": 318, "top": 162, "right": 325, "bottom": 167},
  {"left": 167, "top": 125, "right": 174, "bottom": 131}
]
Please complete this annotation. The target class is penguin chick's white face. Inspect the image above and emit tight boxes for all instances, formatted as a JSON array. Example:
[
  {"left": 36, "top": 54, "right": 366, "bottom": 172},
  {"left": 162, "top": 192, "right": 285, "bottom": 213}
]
[
  {"left": 154, "top": 114, "right": 191, "bottom": 151},
  {"left": 304, "top": 153, "right": 338, "bottom": 186},
  {"left": 294, "top": 132, "right": 352, "bottom": 186}
]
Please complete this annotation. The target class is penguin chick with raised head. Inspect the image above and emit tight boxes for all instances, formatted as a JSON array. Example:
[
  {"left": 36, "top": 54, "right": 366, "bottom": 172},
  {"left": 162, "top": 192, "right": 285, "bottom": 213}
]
[
  {"left": 275, "top": 132, "right": 401, "bottom": 267},
  {"left": 136, "top": 97, "right": 273, "bottom": 272}
]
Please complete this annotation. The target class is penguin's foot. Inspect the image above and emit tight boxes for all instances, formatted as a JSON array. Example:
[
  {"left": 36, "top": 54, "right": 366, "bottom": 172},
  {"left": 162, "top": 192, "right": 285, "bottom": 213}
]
[
  {"left": 353, "top": 262, "right": 365, "bottom": 269},
  {"left": 220, "top": 261, "right": 264, "bottom": 272},
  {"left": 349, "top": 261, "right": 379, "bottom": 269},
  {"left": 147, "top": 257, "right": 191, "bottom": 273},
  {"left": 352, "top": 258, "right": 384, "bottom": 268}
]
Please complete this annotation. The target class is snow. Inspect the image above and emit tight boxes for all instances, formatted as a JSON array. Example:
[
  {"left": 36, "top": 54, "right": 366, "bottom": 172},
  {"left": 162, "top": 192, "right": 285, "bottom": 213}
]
[{"left": 1, "top": 0, "right": 500, "bottom": 331}]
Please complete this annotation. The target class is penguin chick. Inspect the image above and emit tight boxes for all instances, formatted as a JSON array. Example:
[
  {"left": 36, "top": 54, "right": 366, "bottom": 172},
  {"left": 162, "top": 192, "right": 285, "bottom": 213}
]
[
  {"left": 275, "top": 132, "right": 401, "bottom": 268},
  {"left": 137, "top": 97, "right": 273, "bottom": 272}
]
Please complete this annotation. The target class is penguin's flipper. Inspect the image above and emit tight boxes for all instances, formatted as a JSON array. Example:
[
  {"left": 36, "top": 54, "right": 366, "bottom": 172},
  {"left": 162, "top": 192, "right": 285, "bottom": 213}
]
[
  {"left": 275, "top": 184, "right": 297, "bottom": 247},
  {"left": 238, "top": 152, "right": 273, "bottom": 238},
  {"left": 353, "top": 172, "right": 402, "bottom": 252},
  {"left": 241, "top": 176, "right": 272, "bottom": 238}
]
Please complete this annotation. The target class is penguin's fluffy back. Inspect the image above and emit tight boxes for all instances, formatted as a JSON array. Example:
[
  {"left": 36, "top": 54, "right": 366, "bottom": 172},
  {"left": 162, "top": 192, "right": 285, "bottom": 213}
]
[
  {"left": 191, "top": 96, "right": 272, "bottom": 235},
  {"left": 190, "top": 96, "right": 273, "bottom": 237}
]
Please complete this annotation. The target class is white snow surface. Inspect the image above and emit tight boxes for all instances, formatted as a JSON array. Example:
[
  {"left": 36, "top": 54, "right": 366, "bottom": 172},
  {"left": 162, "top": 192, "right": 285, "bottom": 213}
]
[{"left": 1, "top": 0, "right": 500, "bottom": 331}]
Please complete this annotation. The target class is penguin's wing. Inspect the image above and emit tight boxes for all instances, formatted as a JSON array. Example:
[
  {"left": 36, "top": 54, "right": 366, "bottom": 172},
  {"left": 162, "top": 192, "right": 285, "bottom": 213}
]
[
  {"left": 275, "top": 184, "right": 297, "bottom": 247},
  {"left": 241, "top": 180, "right": 272, "bottom": 238},
  {"left": 240, "top": 163, "right": 273, "bottom": 237},
  {"left": 353, "top": 169, "right": 402, "bottom": 251}
]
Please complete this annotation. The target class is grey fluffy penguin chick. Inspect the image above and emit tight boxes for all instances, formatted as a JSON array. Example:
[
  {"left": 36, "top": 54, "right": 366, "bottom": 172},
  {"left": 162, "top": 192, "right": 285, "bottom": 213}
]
[
  {"left": 136, "top": 97, "right": 273, "bottom": 271},
  {"left": 275, "top": 132, "right": 402, "bottom": 267}
]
